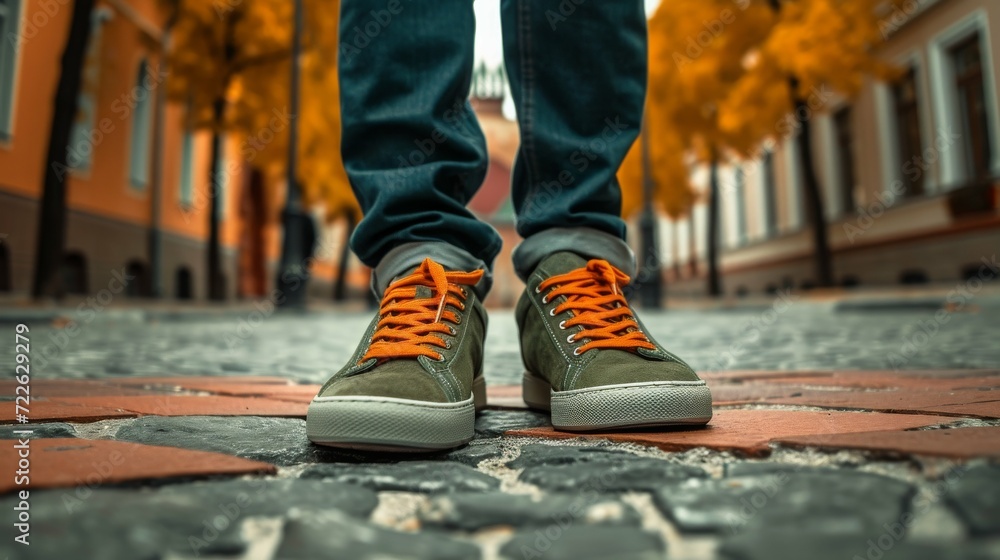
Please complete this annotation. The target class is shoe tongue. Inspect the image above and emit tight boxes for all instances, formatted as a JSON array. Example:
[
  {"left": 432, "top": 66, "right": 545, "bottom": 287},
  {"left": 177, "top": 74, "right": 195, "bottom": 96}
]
[
  {"left": 415, "top": 285, "right": 433, "bottom": 299},
  {"left": 537, "top": 251, "right": 589, "bottom": 277}
]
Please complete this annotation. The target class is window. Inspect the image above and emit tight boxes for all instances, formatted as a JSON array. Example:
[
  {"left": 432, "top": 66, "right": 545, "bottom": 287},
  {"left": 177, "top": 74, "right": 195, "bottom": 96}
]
[
  {"left": 179, "top": 130, "right": 194, "bottom": 206},
  {"left": 67, "top": 9, "right": 109, "bottom": 170},
  {"left": 833, "top": 107, "right": 856, "bottom": 212},
  {"left": 0, "top": 0, "right": 22, "bottom": 141},
  {"left": 213, "top": 137, "right": 227, "bottom": 220},
  {"left": 734, "top": 165, "right": 748, "bottom": 244},
  {"left": 762, "top": 150, "right": 778, "bottom": 236},
  {"left": 892, "top": 67, "right": 924, "bottom": 195},
  {"left": 951, "top": 33, "right": 992, "bottom": 181},
  {"left": 128, "top": 61, "right": 153, "bottom": 190}
]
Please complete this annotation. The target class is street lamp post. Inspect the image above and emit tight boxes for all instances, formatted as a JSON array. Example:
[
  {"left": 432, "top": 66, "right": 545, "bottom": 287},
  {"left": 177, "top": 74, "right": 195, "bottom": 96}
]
[
  {"left": 275, "top": 0, "right": 312, "bottom": 309},
  {"left": 637, "top": 120, "right": 663, "bottom": 309}
]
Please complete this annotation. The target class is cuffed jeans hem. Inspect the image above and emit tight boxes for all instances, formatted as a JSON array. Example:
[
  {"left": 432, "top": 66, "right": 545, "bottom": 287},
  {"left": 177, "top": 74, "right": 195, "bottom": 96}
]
[
  {"left": 372, "top": 242, "right": 494, "bottom": 299},
  {"left": 512, "top": 227, "right": 636, "bottom": 281}
]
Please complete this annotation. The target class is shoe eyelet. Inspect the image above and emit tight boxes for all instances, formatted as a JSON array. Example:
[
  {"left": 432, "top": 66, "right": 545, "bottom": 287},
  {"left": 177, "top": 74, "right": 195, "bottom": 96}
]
[
  {"left": 573, "top": 347, "right": 583, "bottom": 356},
  {"left": 541, "top": 296, "right": 549, "bottom": 304},
  {"left": 548, "top": 308, "right": 557, "bottom": 317},
  {"left": 445, "top": 340, "right": 452, "bottom": 349},
  {"left": 534, "top": 285, "right": 542, "bottom": 294},
  {"left": 566, "top": 334, "right": 575, "bottom": 343},
  {"left": 448, "top": 326, "right": 456, "bottom": 335},
  {"left": 454, "top": 315, "right": 462, "bottom": 325},
  {"left": 460, "top": 288, "right": 467, "bottom": 298},
  {"left": 435, "top": 354, "right": 446, "bottom": 362},
  {"left": 558, "top": 320, "right": 566, "bottom": 329}
]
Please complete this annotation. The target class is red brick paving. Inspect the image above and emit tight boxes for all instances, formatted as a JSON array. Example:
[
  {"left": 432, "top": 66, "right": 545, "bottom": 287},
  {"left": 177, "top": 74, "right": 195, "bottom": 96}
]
[
  {"left": 505, "top": 409, "right": 956, "bottom": 456},
  {"left": 0, "top": 401, "right": 138, "bottom": 424},
  {"left": 776, "top": 427, "right": 1000, "bottom": 459},
  {"left": 762, "top": 389, "right": 1000, "bottom": 416},
  {"left": 487, "top": 385, "right": 528, "bottom": 409},
  {"left": 917, "top": 401, "right": 1000, "bottom": 419},
  {"left": 0, "top": 438, "right": 275, "bottom": 493},
  {"left": 45, "top": 395, "right": 308, "bottom": 418}
]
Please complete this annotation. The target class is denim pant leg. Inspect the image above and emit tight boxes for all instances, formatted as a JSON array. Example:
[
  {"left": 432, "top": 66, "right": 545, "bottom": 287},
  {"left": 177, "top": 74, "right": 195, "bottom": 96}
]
[
  {"left": 339, "top": 1, "right": 503, "bottom": 297},
  {"left": 501, "top": 0, "right": 646, "bottom": 280}
]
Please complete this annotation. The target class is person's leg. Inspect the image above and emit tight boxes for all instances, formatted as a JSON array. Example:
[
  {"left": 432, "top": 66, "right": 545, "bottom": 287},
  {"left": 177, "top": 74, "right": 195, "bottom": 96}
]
[
  {"left": 503, "top": 1, "right": 713, "bottom": 431},
  {"left": 308, "top": 1, "right": 495, "bottom": 451},
  {"left": 501, "top": 0, "right": 644, "bottom": 280},
  {"left": 340, "top": 0, "right": 502, "bottom": 298}
]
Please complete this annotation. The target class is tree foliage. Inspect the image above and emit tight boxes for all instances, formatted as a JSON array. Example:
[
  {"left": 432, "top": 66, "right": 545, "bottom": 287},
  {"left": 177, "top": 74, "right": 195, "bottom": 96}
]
[{"left": 165, "top": 0, "right": 356, "bottom": 221}]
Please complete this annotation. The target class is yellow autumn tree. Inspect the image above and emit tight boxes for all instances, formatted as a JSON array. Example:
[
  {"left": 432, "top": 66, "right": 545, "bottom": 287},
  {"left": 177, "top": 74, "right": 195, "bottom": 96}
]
[
  {"left": 717, "top": 0, "right": 907, "bottom": 287},
  {"left": 164, "top": 0, "right": 356, "bottom": 298},
  {"left": 626, "top": 0, "right": 907, "bottom": 293},
  {"left": 621, "top": 0, "right": 774, "bottom": 295}
]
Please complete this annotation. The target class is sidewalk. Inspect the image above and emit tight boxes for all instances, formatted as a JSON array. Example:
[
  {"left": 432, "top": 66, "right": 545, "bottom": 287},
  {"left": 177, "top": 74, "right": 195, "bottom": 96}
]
[{"left": 1, "top": 307, "right": 998, "bottom": 559}]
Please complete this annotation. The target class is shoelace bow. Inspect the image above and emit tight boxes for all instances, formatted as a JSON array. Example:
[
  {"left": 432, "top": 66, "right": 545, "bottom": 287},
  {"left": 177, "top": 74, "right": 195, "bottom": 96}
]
[
  {"left": 360, "top": 258, "right": 483, "bottom": 363},
  {"left": 537, "top": 259, "right": 656, "bottom": 355}
]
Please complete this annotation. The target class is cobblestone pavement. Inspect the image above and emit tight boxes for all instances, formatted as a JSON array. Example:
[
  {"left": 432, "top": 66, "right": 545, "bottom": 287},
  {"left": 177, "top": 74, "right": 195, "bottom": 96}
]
[
  {"left": 9, "top": 296, "right": 1000, "bottom": 384},
  {"left": 1, "top": 300, "right": 999, "bottom": 559}
]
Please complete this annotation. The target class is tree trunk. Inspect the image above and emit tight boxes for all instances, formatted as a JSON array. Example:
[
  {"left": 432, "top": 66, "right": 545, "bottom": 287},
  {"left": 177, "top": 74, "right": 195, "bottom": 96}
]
[
  {"left": 332, "top": 210, "right": 357, "bottom": 302},
  {"left": 31, "top": 0, "right": 96, "bottom": 299},
  {"left": 207, "top": 97, "right": 225, "bottom": 301},
  {"left": 707, "top": 155, "right": 722, "bottom": 297},
  {"left": 791, "top": 82, "right": 834, "bottom": 287}
]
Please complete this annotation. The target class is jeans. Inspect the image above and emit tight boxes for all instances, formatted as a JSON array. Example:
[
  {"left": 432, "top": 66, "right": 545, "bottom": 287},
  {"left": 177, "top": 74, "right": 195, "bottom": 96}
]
[{"left": 339, "top": 0, "right": 647, "bottom": 297}]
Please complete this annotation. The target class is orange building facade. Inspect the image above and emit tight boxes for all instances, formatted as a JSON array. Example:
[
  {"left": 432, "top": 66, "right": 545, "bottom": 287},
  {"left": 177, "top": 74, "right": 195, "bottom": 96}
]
[{"left": 0, "top": 0, "right": 361, "bottom": 301}]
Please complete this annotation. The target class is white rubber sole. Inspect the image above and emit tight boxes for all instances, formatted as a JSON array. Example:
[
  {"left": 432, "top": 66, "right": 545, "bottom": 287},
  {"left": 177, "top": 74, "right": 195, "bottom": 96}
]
[
  {"left": 307, "top": 377, "right": 486, "bottom": 452},
  {"left": 523, "top": 372, "right": 713, "bottom": 431}
]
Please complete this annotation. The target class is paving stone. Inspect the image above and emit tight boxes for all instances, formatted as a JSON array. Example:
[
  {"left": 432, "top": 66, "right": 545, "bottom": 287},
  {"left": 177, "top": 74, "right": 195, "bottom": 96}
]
[
  {"left": 653, "top": 466, "right": 914, "bottom": 535},
  {"left": 47, "top": 394, "right": 307, "bottom": 417},
  {"left": 519, "top": 458, "right": 707, "bottom": 492},
  {"left": 421, "top": 492, "right": 641, "bottom": 531},
  {"left": 717, "top": 531, "right": 995, "bottom": 560},
  {"left": 498, "top": 525, "right": 665, "bottom": 560},
  {"left": 919, "top": 401, "right": 1000, "bottom": 419},
  {"left": 776, "top": 427, "right": 1000, "bottom": 459},
  {"left": 0, "top": 422, "right": 76, "bottom": 439},
  {"left": 444, "top": 439, "right": 505, "bottom": 466},
  {"left": 763, "top": 389, "right": 1000, "bottom": 415},
  {"left": 507, "top": 443, "right": 639, "bottom": 469},
  {"left": 276, "top": 510, "right": 481, "bottom": 559},
  {"left": 506, "top": 410, "right": 955, "bottom": 456},
  {"left": 474, "top": 409, "right": 549, "bottom": 437},
  {"left": 944, "top": 464, "right": 1000, "bottom": 536},
  {"left": 300, "top": 461, "right": 501, "bottom": 493},
  {"left": 111, "top": 415, "right": 364, "bottom": 466},
  {"left": 0, "top": 400, "right": 137, "bottom": 424},
  {"left": 0, "top": 438, "right": 275, "bottom": 493},
  {"left": 757, "top": 371, "right": 1000, "bottom": 390},
  {"left": 0, "top": 478, "right": 376, "bottom": 560}
]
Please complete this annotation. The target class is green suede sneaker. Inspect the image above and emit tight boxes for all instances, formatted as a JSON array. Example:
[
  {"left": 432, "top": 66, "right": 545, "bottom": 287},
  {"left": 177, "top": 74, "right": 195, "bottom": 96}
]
[
  {"left": 307, "top": 258, "right": 488, "bottom": 451},
  {"left": 516, "top": 252, "right": 712, "bottom": 431}
]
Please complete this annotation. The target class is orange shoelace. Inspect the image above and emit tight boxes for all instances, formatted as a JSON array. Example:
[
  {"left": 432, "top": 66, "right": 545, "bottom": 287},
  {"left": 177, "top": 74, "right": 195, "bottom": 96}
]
[
  {"left": 360, "top": 258, "right": 483, "bottom": 363},
  {"left": 536, "top": 259, "right": 656, "bottom": 355}
]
